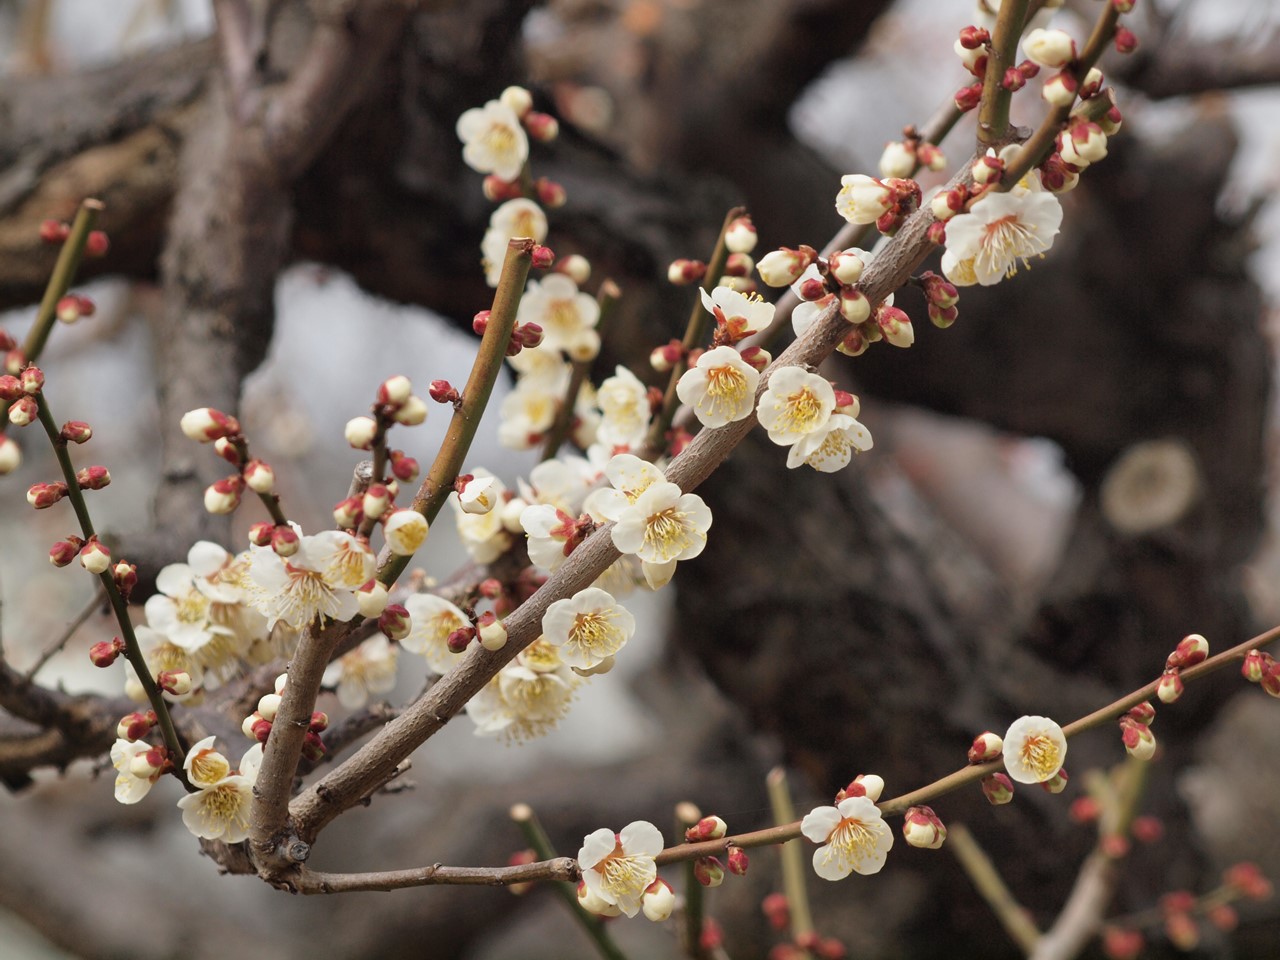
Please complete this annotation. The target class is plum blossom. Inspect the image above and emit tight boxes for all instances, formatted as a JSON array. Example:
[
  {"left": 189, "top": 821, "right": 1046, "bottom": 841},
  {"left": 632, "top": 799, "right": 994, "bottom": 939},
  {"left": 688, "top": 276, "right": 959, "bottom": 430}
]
[
  {"left": 498, "top": 378, "right": 564, "bottom": 450},
  {"left": 322, "top": 635, "right": 399, "bottom": 709},
  {"left": 143, "top": 541, "right": 244, "bottom": 652},
  {"left": 941, "top": 185, "right": 1062, "bottom": 287},
  {"left": 111, "top": 739, "right": 162, "bottom": 804},
  {"left": 248, "top": 528, "right": 375, "bottom": 631},
  {"left": 126, "top": 625, "right": 204, "bottom": 704},
  {"left": 801, "top": 794, "right": 894, "bottom": 880},
  {"left": 518, "top": 274, "right": 601, "bottom": 360},
  {"left": 584, "top": 453, "right": 666, "bottom": 523},
  {"left": 541, "top": 587, "right": 636, "bottom": 670},
  {"left": 611, "top": 480, "right": 712, "bottom": 590},
  {"left": 401, "top": 593, "right": 471, "bottom": 674},
  {"left": 521, "top": 503, "right": 580, "bottom": 572},
  {"left": 578, "top": 820, "right": 664, "bottom": 917},
  {"left": 785, "top": 413, "right": 873, "bottom": 472},
  {"left": 595, "top": 366, "right": 652, "bottom": 450},
  {"left": 451, "top": 469, "right": 514, "bottom": 562},
  {"left": 699, "top": 286, "right": 775, "bottom": 341},
  {"left": 456, "top": 98, "right": 529, "bottom": 182},
  {"left": 756, "top": 367, "right": 835, "bottom": 446},
  {"left": 176, "top": 741, "right": 263, "bottom": 842},
  {"left": 676, "top": 346, "right": 760, "bottom": 428},
  {"left": 1002, "top": 715, "right": 1067, "bottom": 784},
  {"left": 465, "top": 640, "right": 578, "bottom": 741},
  {"left": 481, "top": 199, "right": 548, "bottom": 287}
]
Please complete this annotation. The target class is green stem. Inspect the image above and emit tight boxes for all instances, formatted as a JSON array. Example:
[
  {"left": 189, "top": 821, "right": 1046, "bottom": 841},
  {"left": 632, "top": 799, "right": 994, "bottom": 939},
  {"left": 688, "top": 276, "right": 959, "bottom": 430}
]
[
  {"left": 377, "top": 238, "right": 531, "bottom": 587},
  {"left": 510, "top": 803, "right": 631, "bottom": 960},
  {"left": 675, "top": 801, "right": 709, "bottom": 960},
  {"left": 976, "top": 0, "right": 1030, "bottom": 145},
  {"left": 23, "top": 199, "right": 103, "bottom": 365},
  {"left": 765, "top": 767, "right": 815, "bottom": 949},
  {"left": 540, "top": 279, "right": 620, "bottom": 461},
  {"left": 948, "top": 823, "right": 1042, "bottom": 953},
  {"left": 642, "top": 207, "right": 745, "bottom": 457}
]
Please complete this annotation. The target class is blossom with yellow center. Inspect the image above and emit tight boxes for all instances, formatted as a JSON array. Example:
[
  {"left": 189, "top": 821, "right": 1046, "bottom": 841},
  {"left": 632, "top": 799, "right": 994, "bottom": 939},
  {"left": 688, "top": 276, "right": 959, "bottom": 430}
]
[
  {"left": 176, "top": 742, "right": 262, "bottom": 842},
  {"left": 596, "top": 366, "right": 652, "bottom": 450},
  {"left": 785, "top": 413, "right": 873, "bottom": 473},
  {"left": 518, "top": 274, "right": 601, "bottom": 360},
  {"left": 578, "top": 821, "right": 664, "bottom": 917},
  {"left": 455, "top": 99, "right": 529, "bottom": 182},
  {"left": 1002, "top": 715, "right": 1067, "bottom": 784},
  {"left": 401, "top": 593, "right": 471, "bottom": 674},
  {"left": 126, "top": 625, "right": 205, "bottom": 703},
  {"left": 584, "top": 454, "right": 666, "bottom": 523},
  {"left": 466, "top": 641, "right": 578, "bottom": 742},
  {"left": 247, "top": 528, "right": 373, "bottom": 631},
  {"left": 542, "top": 587, "right": 636, "bottom": 670},
  {"left": 941, "top": 186, "right": 1062, "bottom": 287},
  {"left": 183, "top": 735, "right": 232, "bottom": 789},
  {"left": 756, "top": 367, "right": 836, "bottom": 446},
  {"left": 611, "top": 481, "right": 712, "bottom": 566},
  {"left": 676, "top": 345, "right": 760, "bottom": 428},
  {"left": 481, "top": 199, "right": 548, "bottom": 286},
  {"left": 801, "top": 794, "right": 894, "bottom": 880},
  {"left": 111, "top": 739, "right": 162, "bottom": 804},
  {"left": 451, "top": 469, "right": 514, "bottom": 561},
  {"left": 321, "top": 635, "right": 399, "bottom": 709}
]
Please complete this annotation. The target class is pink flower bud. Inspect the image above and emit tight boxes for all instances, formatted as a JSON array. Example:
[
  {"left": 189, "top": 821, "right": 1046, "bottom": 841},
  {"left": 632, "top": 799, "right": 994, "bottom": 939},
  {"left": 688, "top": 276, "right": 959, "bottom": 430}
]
[
  {"left": 49, "top": 537, "right": 81, "bottom": 567},
  {"left": 113, "top": 560, "right": 138, "bottom": 599},
  {"left": 378, "top": 603, "right": 411, "bottom": 641},
  {"left": 954, "top": 81, "right": 983, "bottom": 112},
  {"left": 982, "top": 772, "right": 1015, "bottom": 805},
  {"left": 1242, "top": 648, "right": 1270, "bottom": 682},
  {"left": 641, "top": 877, "right": 675, "bottom": 922},
  {"left": 0, "top": 375, "right": 22, "bottom": 402},
  {"left": 967, "top": 731, "right": 1004, "bottom": 763},
  {"left": 388, "top": 450, "right": 419, "bottom": 483},
  {"left": 75, "top": 465, "right": 110, "bottom": 490},
  {"left": 1101, "top": 927, "right": 1143, "bottom": 960},
  {"left": 253, "top": 718, "right": 274, "bottom": 744},
  {"left": 838, "top": 287, "right": 870, "bottom": 325},
  {"left": 534, "top": 177, "right": 566, "bottom": 208},
  {"left": 204, "top": 475, "right": 244, "bottom": 514},
  {"left": 180, "top": 407, "right": 241, "bottom": 443},
  {"left": 344, "top": 415, "right": 378, "bottom": 450},
  {"left": 129, "top": 745, "right": 168, "bottom": 780},
  {"left": 1164, "top": 911, "right": 1199, "bottom": 951},
  {"left": 85, "top": 230, "right": 110, "bottom": 258},
  {"left": 1262, "top": 662, "right": 1280, "bottom": 699},
  {"left": 523, "top": 111, "right": 558, "bottom": 142},
  {"left": 739, "top": 345, "right": 770, "bottom": 372},
  {"left": 667, "top": 258, "right": 706, "bottom": 285},
  {"left": 1167, "top": 633, "right": 1209, "bottom": 669},
  {"left": 1100, "top": 105, "right": 1123, "bottom": 136},
  {"left": 1101, "top": 834, "right": 1130, "bottom": 859},
  {"left": 1224, "top": 861, "right": 1272, "bottom": 900},
  {"left": 352, "top": 579, "right": 388, "bottom": 619},
  {"left": 1120, "top": 719, "right": 1156, "bottom": 760},
  {"left": 724, "top": 251, "right": 754, "bottom": 278},
  {"left": 247, "top": 521, "right": 274, "bottom": 547},
  {"left": 1042, "top": 71, "right": 1079, "bottom": 107},
  {"left": 56, "top": 295, "right": 86, "bottom": 323},
  {"left": 1079, "top": 67, "right": 1104, "bottom": 100},
  {"left": 117, "top": 710, "right": 156, "bottom": 741},
  {"left": 1002, "top": 67, "right": 1026, "bottom": 92},
  {"left": 877, "top": 304, "right": 914, "bottom": 348},
  {"left": 1113, "top": 26, "right": 1138, "bottom": 53},
  {"left": 958, "top": 25, "right": 989, "bottom": 49},
  {"left": 333, "top": 496, "right": 363, "bottom": 529},
  {"left": 157, "top": 670, "right": 193, "bottom": 697},
  {"left": 211, "top": 437, "right": 241, "bottom": 468},
  {"left": 28, "top": 481, "right": 69, "bottom": 509},
  {"left": 20, "top": 365, "right": 44, "bottom": 394},
  {"left": 391, "top": 395, "right": 427, "bottom": 426},
  {"left": 8, "top": 395, "right": 38, "bottom": 426},
  {"left": 377, "top": 375, "right": 413, "bottom": 408},
  {"left": 477, "top": 611, "right": 508, "bottom": 651},
  {"left": 828, "top": 249, "right": 866, "bottom": 286},
  {"left": 59, "top": 420, "right": 92, "bottom": 443},
  {"left": 301, "top": 729, "right": 326, "bottom": 762},
  {"left": 79, "top": 539, "right": 111, "bottom": 574},
  {"left": 482, "top": 175, "right": 522, "bottom": 203},
  {"left": 1040, "top": 767, "right": 1069, "bottom": 793},
  {"left": 727, "top": 846, "right": 749, "bottom": 875},
  {"left": 902, "top": 805, "right": 947, "bottom": 849},
  {"left": 4, "top": 348, "right": 26, "bottom": 375},
  {"left": 446, "top": 626, "right": 476, "bottom": 653},
  {"left": 1131, "top": 815, "right": 1163, "bottom": 844},
  {"left": 685, "top": 815, "right": 728, "bottom": 842},
  {"left": 270, "top": 524, "right": 300, "bottom": 557},
  {"left": 1127, "top": 701, "right": 1156, "bottom": 725},
  {"left": 721, "top": 216, "right": 758, "bottom": 255},
  {"left": 693, "top": 856, "right": 725, "bottom": 887},
  {"left": 757, "top": 246, "right": 817, "bottom": 288},
  {"left": 515, "top": 321, "right": 544, "bottom": 349},
  {"left": 1069, "top": 796, "right": 1100, "bottom": 823},
  {"left": 0, "top": 433, "right": 19, "bottom": 475},
  {"left": 530, "top": 245, "right": 555, "bottom": 270},
  {"left": 309, "top": 711, "right": 329, "bottom": 732},
  {"left": 1157, "top": 670, "right": 1184, "bottom": 704},
  {"left": 89, "top": 637, "right": 126, "bottom": 667},
  {"left": 39, "top": 219, "right": 70, "bottom": 244}
]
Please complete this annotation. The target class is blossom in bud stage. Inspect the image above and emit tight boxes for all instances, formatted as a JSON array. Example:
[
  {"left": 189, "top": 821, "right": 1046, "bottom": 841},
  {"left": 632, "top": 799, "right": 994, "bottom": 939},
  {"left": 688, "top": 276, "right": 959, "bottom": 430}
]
[
  {"left": 89, "top": 637, "right": 126, "bottom": 667},
  {"left": 76, "top": 468, "right": 112, "bottom": 491},
  {"left": 59, "top": 420, "right": 92, "bottom": 443},
  {"left": 757, "top": 367, "right": 836, "bottom": 446},
  {"left": 757, "top": 246, "right": 817, "bottom": 287},
  {"left": 204, "top": 475, "right": 244, "bottom": 514},
  {"left": 954, "top": 38, "right": 987, "bottom": 75},
  {"left": 727, "top": 846, "right": 749, "bottom": 875},
  {"left": 383, "top": 509, "right": 429, "bottom": 556},
  {"left": 116, "top": 711, "right": 156, "bottom": 742},
  {"left": 1127, "top": 701, "right": 1156, "bottom": 725},
  {"left": 456, "top": 98, "right": 529, "bottom": 182},
  {"left": 56, "top": 295, "right": 86, "bottom": 323},
  {"left": 954, "top": 81, "right": 983, "bottom": 112},
  {"left": 1042, "top": 71, "right": 1078, "bottom": 107},
  {"left": 877, "top": 304, "right": 915, "bottom": 348},
  {"left": 1157, "top": 670, "right": 1184, "bottom": 704},
  {"left": 641, "top": 878, "right": 675, "bottom": 922},
  {"left": 472, "top": 311, "right": 491, "bottom": 336},
  {"left": 28, "top": 481, "right": 69, "bottom": 509},
  {"left": 557, "top": 253, "right": 592, "bottom": 285},
  {"left": 392, "top": 394, "right": 428, "bottom": 426},
  {"left": 1069, "top": 796, "right": 1101, "bottom": 823},
  {"left": 1059, "top": 120, "right": 1107, "bottom": 168},
  {"left": 835, "top": 175, "right": 894, "bottom": 225},
  {"left": 243, "top": 521, "right": 271, "bottom": 548},
  {"left": 942, "top": 186, "right": 1063, "bottom": 287},
  {"left": 113, "top": 561, "right": 138, "bottom": 598},
  {"left": 257, "top": 693, "right": 282, "bottom": 723},
  {"left": 1003, "top": 67, "right": 1026, "bottom": 92},
  {"left": 958, "top": 25, "right": 990, "bottom": 49},
  {"left": 477, "top": 611, "right": 508, "bottom": 651},
  {"left": 1040, "top": 768, "right": 1069, "bottom": 794},
  {"left": 523, "top": 111, "right": 558, "bottom": 142},
  {"left": 1101, "top": 927, "right": 1144, "bottom": 960},
  {"left": 20, "top": 365, "right": 44, "bottom": 394},
  {"left": 1242, "top": 648, "right": 1269, "bottom": 682},
  {"left": 676, "top": 345, "right": 760, "bottom": 429},
  {"left": 1023, "top": 28, "right": 1076, "bottom": 68},
  {"left": 447, "top": 626, "right": 476, "bottom": 654},
  {"left": 577, "top": 881, "right": 621, "bottom": 917},
  {"left": 1224, "top": 861, "right": 1273, "bottom": 900},
  {"left": 389, "top": 450, "right": 419, "bottom": 483},
  {"left": 694, "top": 857, "right": 725, "bottom": 887},
  {"left": 578, "top": 820, "right": 663, "bottom": 917},
  {"left": 0, "top": 433, "right": 19, "bottom": 474},
  {"left": 0, "top": 375, "right": 21, "bottom": 403},
  {"left": 378, "top": 604, "right": 412, "bottom": 641},
  {"left": 801, "top": 795, "right": 893, "bottom": 880},
  {"left": 79, "top": 539, "right": 112, "bottom": 574},
  {"left": 542, "top": 587, "right": 635, "bottom": 671},
  {"left": 1114, "top": 26, "right": 1138, "bottom": 54},
  {"left": 534, "top": 177, "right": 567, "bottom": 208},
  {"left": 1080, "top": 68, "right": 1104, "bottom": 99},
  {"left": 48, "top": 538, "right": 81, "bottom": 566},
  {"left": 8, "top": 395, "right": 37, "bottom": 426},
  {"left": 344, "top": 416, "right": 378, "bottom": 450},
  {"left": 649, "top": 340, "right": 682, "bottom": 372},
  {"left": 111, "top": 740, "right": 164, "bottom": 804},
  {"left": 180, "top": 407, "right": 241, "bottom": 443},
  {"left": 1164, "top": 912, "right": 1199, "bottom": 951},
  {"left": 362, "top": 483, "right": 392, "bottom": 521},
  {"left": 826, "top": 250, "right": 864, "bottom": 286},
  {"left": 982, "top": 772, "right": 1015, "bottom": 804},
  {"left": 177, "top": 741, "right": 263, "bottom": 842},
  {"left": 530, "top": 244, "right": 555, "bottom": 270},
  {"left": 1167, "top": 633, "right": 1209, "bottom": 669},
  {"left": 157, "top": 670, "right": 194, "bottom": 697},
  {"left": 968, "top": 731, "right": 1004, "bottom": 763},
  {"left": 1131, "top": 815, "right": 1163, "bottom": 844},
  {"left": 902, "top": 806, "right": 947, "bottom": 849},
  {"left": 700, "top": 286, "right": 775, "bottom": 343},
  {"left": 40, "top": 219, "right": 70, "bottom": 244},
  {"left": 333, "top": 496, "right": 363, "bottom": 529},
  {"left": 724, "top": 252, "right": 754, "bottom": 278},
  {"left": 917, "top": 142, "right": 945, "bottom": 171},
  {"left": 834, "top": 773, "right": 885, "bottom": 803},
  {"left": 971, "top": 154, "right": 1004, "bottom": 186},
  {"left": 879, "top": 141, "right": 916, "bottom": 179},
  {"left": 213, "top": 437, "right": 242, "bottom": 467},
  {"left": 1120, "top": 719, "right": 1156, "bottom": 760},
  {"left": 686, "top": 815, "right": 729, "bottom": 842},
  {"left": 668, "top": 258, "right": 707, "bottom": 285},
  {"left": 1003, "top": 716, "right": 1067, "bottom": 783},
  {"left": 723, "top": 215, "right": 759, "bottom": 255},
  {"left": 377, "top": 375, "right": 413, "bottom": 408}
]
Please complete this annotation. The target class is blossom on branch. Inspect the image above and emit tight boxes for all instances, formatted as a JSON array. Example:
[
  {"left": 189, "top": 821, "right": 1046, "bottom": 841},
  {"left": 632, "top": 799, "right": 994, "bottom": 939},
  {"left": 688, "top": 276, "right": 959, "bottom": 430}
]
[
  {"left": 465, "top": 640, "right": 578, "bottom": 742},
  {"left": 785, "top": 412, "right": 873, "bottom": 472},
  {"left": 577, "top": 820, "right": 664, "bottom": 918},
  {"left": 1002, "top": 715, "right": 1068, "bottom": 784},
  {"left": 542, "top": 587, "right": 636, "bottom": 670},
  {"left": 456, "top": 98, "right": 529, "bottom": 182},
  {"left": 675, "top": 345, "right": 760, "bottom": 428},
  {"left": 941, "top": 184, "right": 1063, "bottom": 287},
  {"left": 801, "top": 794, "right": 893, "bottom": 880},
  {"left": 756, "top": 367, "right": 835, "bottom": 446},
  {"left": 248, "top": 528, "right": 375, "bottom": 631},
  {"left": 401, "top": 593, "right": 471, "bottom": 674},
  {"left": 322, "top": 635, "right": 399, "bottom": 709},
  {"left": 176, "top": 741, "right": 263, "bottom": 842},
  {"left": 517, "top": 274, "right": 601, "bottom": 360},
  {"left": 610, "top": 480, "right": 712, "bottom": 588}
]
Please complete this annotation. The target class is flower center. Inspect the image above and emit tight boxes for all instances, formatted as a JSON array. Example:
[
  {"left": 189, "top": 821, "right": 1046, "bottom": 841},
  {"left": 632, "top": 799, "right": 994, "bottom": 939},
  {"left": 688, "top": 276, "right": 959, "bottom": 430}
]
[
  {"left": 484, "top": 123, "right": 518, "bottom": 157},
  {"left": 570, "top": 611, "right": 623, "bottom": 656},
  {"left": 175, "top": 589, "right": 211, "bottom": 625},
  {"left": 704, "top": 365, "right": 748, "bottom": 414},
  {"left": 189, "top": 749, "right": 230, "bottom": 786},
  {"left": 323, "top": 544, "right": 370, "bottom": 589},
  {"left": 596, "top": 849, "right": 652, "bottom": 901},
  {"left": 820, "top": 817, "right": 880, "bottom": 874},
  {"left": 547, "top": 299, "right": 580, "bottom": 335},
  {"left": 1019, "top": 733, "right": 1061, "bottom": 779},
  {"left": 520, "top": 639, "right": 562, "bottom": 673},
  {"left": 643, "top": 507, "right": 694, "bottom": 562},
  {"left": 775, "top": 388, "right": 824, "bottom": 435},
  {"left": 980, "top": 214, "right": 1040, "bottom": 278},
  {"left": 198, "top": 782, "right": 249, "bottom": 831}
]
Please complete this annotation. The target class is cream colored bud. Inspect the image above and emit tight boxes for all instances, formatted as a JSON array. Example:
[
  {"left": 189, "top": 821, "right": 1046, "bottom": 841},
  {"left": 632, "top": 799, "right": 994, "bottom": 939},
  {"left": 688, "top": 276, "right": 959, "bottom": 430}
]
[
  {"left": 344, "top": 416, "right": 378, "bottom": 450},
  {"left": 393, "top": 395, "right": 428, "bottom": 426}
]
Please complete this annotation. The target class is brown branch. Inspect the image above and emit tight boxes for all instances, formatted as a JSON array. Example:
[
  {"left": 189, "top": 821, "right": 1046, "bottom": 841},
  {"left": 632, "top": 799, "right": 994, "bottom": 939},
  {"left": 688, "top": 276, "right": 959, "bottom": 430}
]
[
  {"left": 293, "top": 857, "right": 580, "bottom": 894},
  {"left": 1122, "top": 30, "right": 1280, "bottom": 100}
]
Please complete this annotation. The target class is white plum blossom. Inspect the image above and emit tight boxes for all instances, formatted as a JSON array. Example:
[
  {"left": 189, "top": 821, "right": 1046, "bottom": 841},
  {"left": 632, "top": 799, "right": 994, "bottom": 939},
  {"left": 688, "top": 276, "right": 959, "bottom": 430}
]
[
  {"left": 785, "top": 413, "right": 873, "bottom": 472},
  {"left": 498, "top": 378, "right": 563, "bottom": 450},
  {"left": 184, "top": 735, "right": 233, "bottom": 789},
  {"left": 518, "top": 274, "right": 601, "bottom": 360},
  {"left": 143, "top": 541, "right": 243, "bottom": 652},
  {"left": 578, "top": 821, "right": 664, "bottom": 918},
  {"left": 482, "top": 199, "right": 548, "bottom": 287},
  {"left": 176, "top": 741, "right": 263, "bottom": 843},
  {"left": 126, "top": 625, "right": 205, "bottom": 703},
  {"left": 451, "top": 469, "right": 514, "bottom": 562},
  {"left": 521, "top": 503, "right": 579, "bottom": 572},
  {"left": 401, "top": 593, "right": 471, "bottom": 674},
  {"left": 757, "top": 367, "right": 836, "bottom": 446},
  {"left": 459, "top": 475, "right": 500, "bottom": 515},
  {"left": 456, "top": 98, "right": 529, "bottom": 182},
  {"left": 541, "top": 587, "right": 636, "bottom": 670},
  {"left": 699, "top": 286, "right": 775, "bottom": 340},
  {"left": 322, "top": 635, "right": 399, "bottom": 709},
  {"left": 248, "top": 528, "right": 375, "bottom": 631},
  {"left": 465, "top": 640, "right": 578, "bottom": 741},
  {"left": 1002, "top": 715, "right": 1068, "bottom": 784},
  {"left": 941, "top": 185, "right": 1062, "bottom": 287},
  {"left": 676, "top": 345, "right": 760, "bottom": 428},
  {"left": 595, "top": 366, "right": 652, "bottom": 450},
  {"left": 508, "top": 341, "right": 572, "bottom": 388},
  {"left": 611, "top": 481, "right": 711, "bottom": 589},
  {"left": 111, "top": 739, "right": 162, "bottom": 804},
  {"left": 801, "top": 794, "right": 894, "bottom": 880},
  {"left": 835, "top": 174, "right": 893, "bottom": 225},
  {"left": 584, "top": 453, "right": 665, "bottom": 523}
]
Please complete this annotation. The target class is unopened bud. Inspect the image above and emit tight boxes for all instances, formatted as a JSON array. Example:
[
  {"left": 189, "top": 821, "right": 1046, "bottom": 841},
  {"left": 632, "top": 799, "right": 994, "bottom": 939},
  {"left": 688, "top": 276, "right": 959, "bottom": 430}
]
[
  {"left": 85, "top": 230, "right": 110, "bottom": 257},
  {"left": 113, "top": 560, "right": 138, "bottom": 599},
  {"left": 757, "top": 246, "right": 817, "bottom": 287},
  {"left": 838, "top": 286, "right": 871, "bottom": 325},
  {"left": 693, "top": 856, "right": 725, "bottom": 888},
  {"left": 1040, "top": 767, "right": 1069, "bottom": 794},
  {"left": 379, "top": 604, "right": 411, "bottom": 641},
  {"left": 117, "top": 710, "right": 156, "bottom": 741},
  {"left": 515, "top": 321, "right": 544, "bottom": 349},
  {"left": 28, "top": 481, "right": 69, "bottom": 508},
  {"left": 333, "top": 496, "right": 363, "bottom": 528},
  {"left": 902, "top": 805, "right": 947, "bottom": 849},
  {"left": 59, "top": 420, "right": 92, "bottom": 443},
  {"left": 270, "top": 524, "right": 300, "bottom": 557},
  {"left": 20, "top": 366, "right": 44, "bottom": 394},
  {"left": 958, "top": 25, "right": 990, "bottom": 49},
  {"left": 363, "top": 483, "right": 392, "bottom": 521},
  {"left": 1101, "top": 927, "right": 1144, "bottom": 960},
  {"left": 8, "top": 395, "right": 38, "bottom": 426},
  {"left": 447, "top": 626, "right": 476, "bottom": 653},
  {"left": 301, "top": 729, "right": 326, "bottom": 762},
  {"left": 1224, "top": 861, "right": 1273, "bottom": 900},
  {"left": 39, "top": 219, "right": 70, "bottom": 244},
  {"left": 877, "top": 304, "right": 915, "bottom": 348},
  {"left": 1120, "top": 720, "right": 1156, "bottom": 761},
  {"left": 968, "top": 731, "right": 1004, "bottom": 763},
  {"left": 247, "top": 521, "right": 274, "bottom": 547},
  {"left": 129, "top": 746, "right": 168, "bottom": 780},
  {"left": 344, "top": 416, "right": 378, "bottom": 450},
  {"left": 833, "top": 390, "right": 860, "bottom": 417},
  {"left": 724, "top": 252, "right": 754, "bottom": 278},
  {"left": 530, "top": 245, "right": 555, "bottom": 270},
  {"left": 477, "top": 611, "right": 508, "bottom": 651},
  {"left": 739, "top": 345, "right": 770, "bottom": 373},
  {"left": 1043, "top": 71, "right": 1079, "bottom": 107},
  {"left": 383, "top": 509, "right": 429, "bottom": 556},
  {"left": 357, "top": 579, "right": 390, "bottom": 618},
  {"left": 686, "top": 815, "right": 728, "bottom": 842},
  {"left": 667, "top": 259, "right": 706, "bottom": 285},
  {"left": 534, "top": 178, "right": 566, "bottom": 208},
  {"left": 1080, "top": 67, "right": 1104, "bottom": 100},
  {"left": 309, "top": 711, "right": 329, "bottom": 733},
  {"left": 557, "top": 253, "right": 591, "bottom": 285},
  {"left": 982, "top": 772, "right": 1015, "bottom": 805},
  {"left": 828, "top": 249, "right": 866, "bottom": 286},
  {"left": 0, "top": 435, "right": 22, "bottom": 475},
  {"left": 49, "top": 537, "right": 81, "bottom": 566},
  {"left": 1127, "top": 701, "right": 1156, "bottom": 725},
  {"left": 388, "top": 450, "right": 419, "bottom": 483},
  {"left": 641, "top": 877, "right": 675, "bottom": 922},
  {"left": 79, "top": 539, "right": 111, "bottom": 574},
  {"left": 76, "top": 465, "right": 110, "bottom": 490},
  {"left": 1002, "top": 66, "right": 1026, "bottom": 92},
  {"left": 954, "top": 81, "right": 983, "bottom": 112},
  {"left": 523, "top": 111, "right": 558, "bottom": 142},
  {"left": 377, "top": 375, "right": 413, "bottom": 408},
  {"left": 257, "top": 693, "right": 282, "bottom": 723},
  {"left": 89, "top": 637, "right": 126, "bottom": 667},
  {"left": 1242, "top": 648, "right": 1269, "bottom": 682},
  {"left": 1157, "top": 670, "right": 1184, "bottom": 704},
  {"left": 727, "top": 846, "right": 749, "bottom": 875},
  {"left": 180, "top": 407, "right": 241, "bottom": 443},
  {"left": 1167, "top": 633, "right": 1209, "bottom": 670},
  {"left": 157, "top": 670, "right": 193, "bottom": 697},
  {"left": 392, "top": 395, "right": 427, "bottom": 426},
  {"left": 0, "top": 375, "right": 21, "bottom": 402},
  {"left": 203, "top": 475, "right": 244, "bottom": 515}
]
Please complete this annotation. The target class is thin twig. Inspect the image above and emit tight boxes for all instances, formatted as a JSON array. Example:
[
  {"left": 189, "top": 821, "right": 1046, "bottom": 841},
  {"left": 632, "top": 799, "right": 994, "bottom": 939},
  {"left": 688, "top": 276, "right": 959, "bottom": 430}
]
[
  {"left": 976, "top": 0, "right": 1030, "bottom": 144},
  {"left": 22, "top": 199, "right": 102, "bottom": 365},
  {"left": 675, "top": 801, "right": 708, "bottom": 959},
  {"left": 766, "top": 768, "right": 815, "bottom": 946},
  {"left": 948, "top": 823, "right": 1042, "bottom": 954},
  {"left": 23, "top": 584, "right": 106, "bottom": 682},
  {"left": 293, "top": 857, "right": 580, "bottom": 894}
]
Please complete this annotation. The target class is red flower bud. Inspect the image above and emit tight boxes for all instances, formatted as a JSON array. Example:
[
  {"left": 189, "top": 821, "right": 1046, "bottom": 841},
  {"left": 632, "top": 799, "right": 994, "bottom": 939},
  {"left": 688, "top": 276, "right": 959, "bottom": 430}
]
[
  {"left": 530, "top": 245, "right": 555, "bottom": 270},
  {"left": 76, "top": 465, "right": 111, "bottom": 490},
  {"left": 39, "top": 219, "right": 70, "bottom": 244},
  {"left": 472, "top": 311, "right": 490, "bottom": 336},
  {"left": 89, "top": 637, "right": 127, "bottom": 667},
  {"left": 85, "top": 230, "right": 110, "bottom": 257},
  {"left": 60, "top": 420, "right": 93, "bottom": 443}
]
